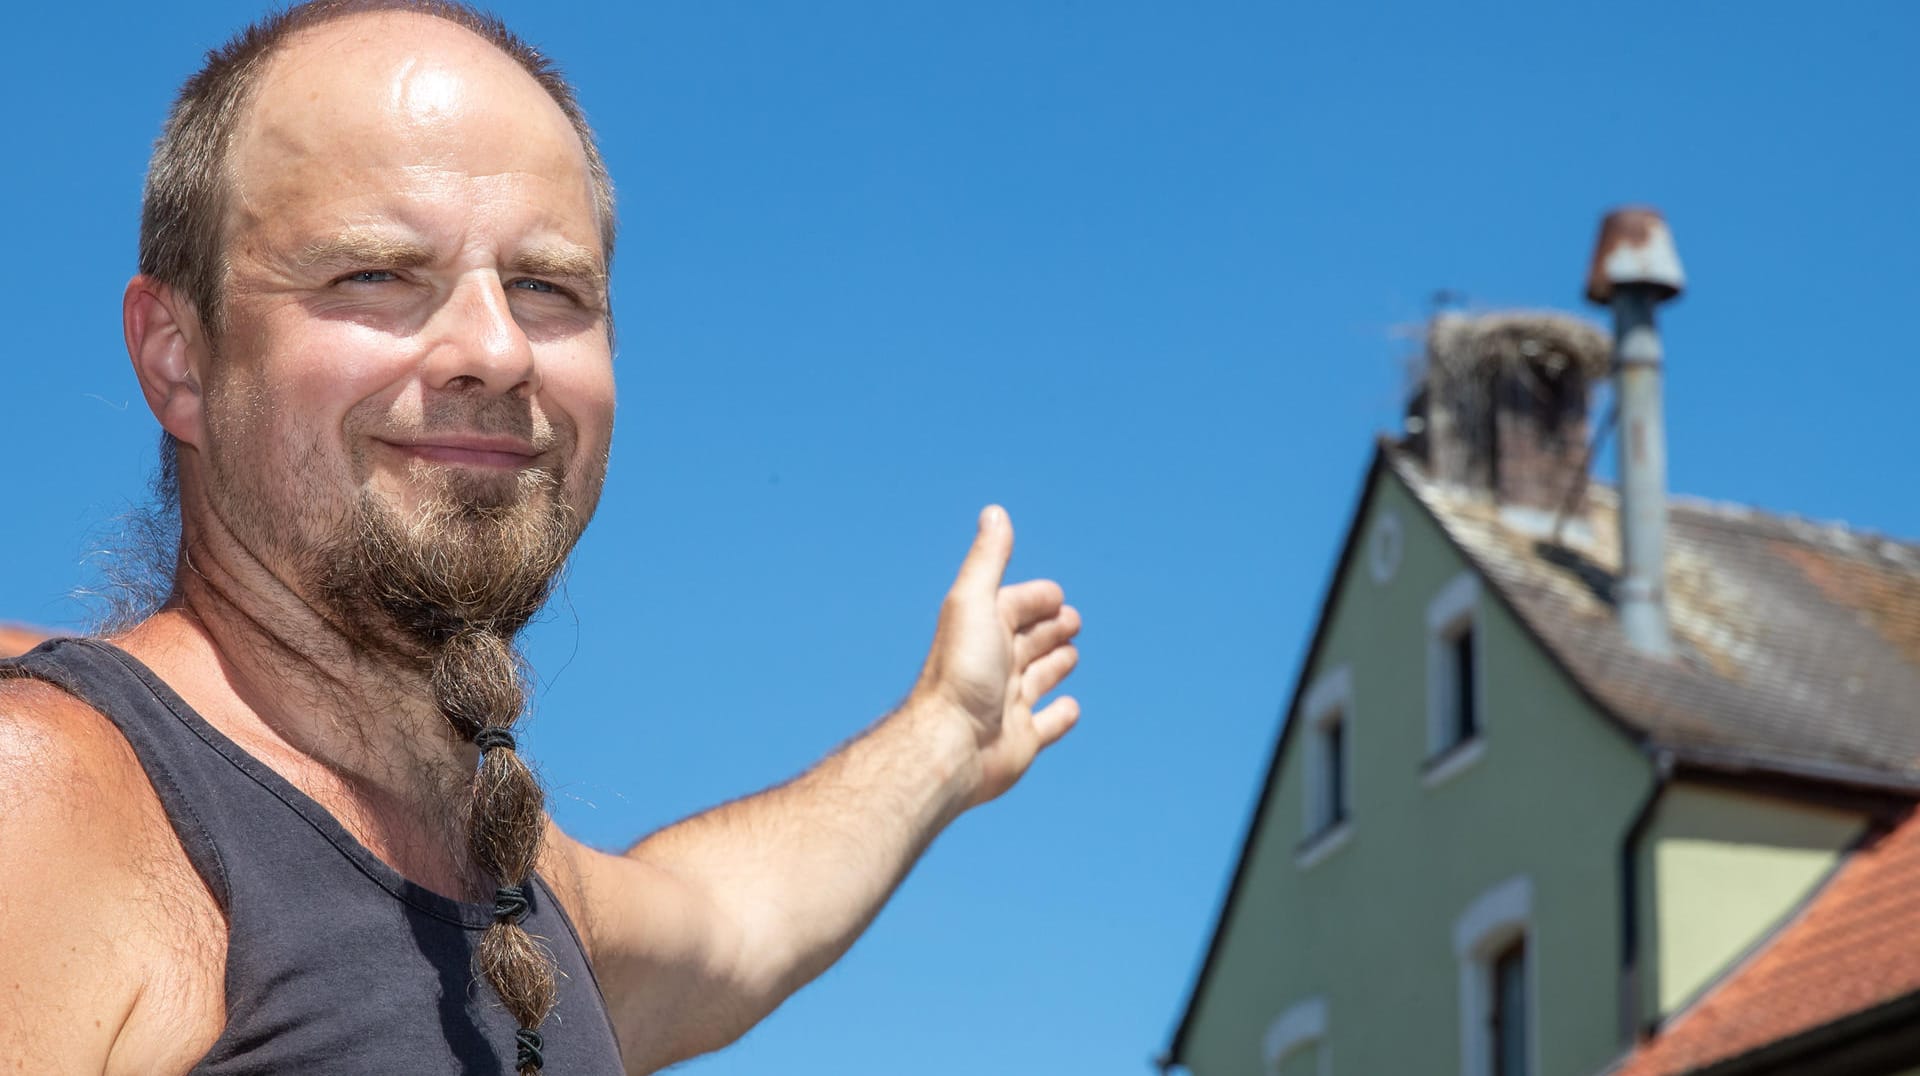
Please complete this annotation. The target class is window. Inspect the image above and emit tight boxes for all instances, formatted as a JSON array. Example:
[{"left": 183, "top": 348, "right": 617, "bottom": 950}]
[
  {"left": 1425, "top": 572, "right": 1485, "bottom": 785},
  {"left": 1264, "top": 996, "right": 1330, "bottom": 1076},
  {"left": 1446, "top": 621, "right": 1479, "bottom": 744},
  {"left": 1454, "top": 876, "right": 1534, "bottom": 1076},
  {"left": 1490, "top": 939, "right": 1528, "bottom": 1076},
  {"left": 1297, "top": 665, "right": 1354, "bottom": 867},
  {"left": 1311, "top": 708, "right": 1349, "bottom": 829}
]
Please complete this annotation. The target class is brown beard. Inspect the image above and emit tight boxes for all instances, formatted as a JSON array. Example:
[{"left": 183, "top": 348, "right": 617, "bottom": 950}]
[{"left": 314, "top": 463, "right": 581, "bottom": 663}]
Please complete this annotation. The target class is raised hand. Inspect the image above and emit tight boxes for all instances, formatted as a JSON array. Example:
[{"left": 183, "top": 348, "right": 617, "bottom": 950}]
[
  {"left": 913, "top": 505, "right": 1081, "bottom": 807},
  {"left": 569, "top": 505, "right": 1083, "bottom": 1063}
]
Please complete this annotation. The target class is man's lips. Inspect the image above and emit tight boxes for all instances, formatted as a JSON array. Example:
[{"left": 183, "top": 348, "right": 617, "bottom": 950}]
[{"left": 379, "top": 436, "right": 544, "bottom": 469}]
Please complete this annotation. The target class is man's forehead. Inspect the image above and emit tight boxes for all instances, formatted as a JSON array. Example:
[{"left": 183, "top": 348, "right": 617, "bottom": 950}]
[
  {"left": 222, "top": 10, "right": 600, "bottom": 255},
  {"left": 234, "top": 11, "right": 588, "bottom": 184},
  {"left": 257, "top": 10, "right": 536, "bottom": 99}
]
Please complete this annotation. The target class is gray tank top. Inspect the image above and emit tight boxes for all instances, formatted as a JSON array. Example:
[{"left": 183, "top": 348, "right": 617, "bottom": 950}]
[{"left": 2, "top": 638, "right": 627, "bottom": 1074}]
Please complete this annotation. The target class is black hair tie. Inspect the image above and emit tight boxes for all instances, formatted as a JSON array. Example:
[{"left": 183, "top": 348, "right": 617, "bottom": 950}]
[
  {"left": 515, "top": 1027, "right": 545, "bottom": 1069},
  {"left": 473, "top": 726, "right": 518, "bottom": 753},
  {"left": 493, "top": 885, "right": 530, "bottom": 924}
]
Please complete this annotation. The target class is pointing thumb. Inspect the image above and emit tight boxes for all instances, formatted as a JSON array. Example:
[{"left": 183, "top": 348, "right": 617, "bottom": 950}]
[{"left": 952, "top": 505, "right": 1013, "bottom": 597}]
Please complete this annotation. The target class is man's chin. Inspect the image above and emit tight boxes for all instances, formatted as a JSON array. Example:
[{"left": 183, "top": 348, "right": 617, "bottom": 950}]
[
  {"left": 317, "top": 479, "right": 580, "bottom": 654},
  {"left": 440, "top": 475, "right": 541, "bottom": 517},
  {"left": 378, "top": 461, "right": 567, "bottom": 520}
]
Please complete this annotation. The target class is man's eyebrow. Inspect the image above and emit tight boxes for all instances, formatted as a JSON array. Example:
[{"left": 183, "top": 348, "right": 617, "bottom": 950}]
[
  {"left": 291, "top": 233, "right": 608, "bottom": 295},
  {"left": 296, "top": 232, "right": 437, "bottom": 269},
  {"left": 509, "top": 245, "right": 608, "bottom": 289}
]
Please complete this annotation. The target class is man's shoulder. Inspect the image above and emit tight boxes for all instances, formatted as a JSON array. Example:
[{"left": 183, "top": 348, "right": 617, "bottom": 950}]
[
  {"left": 0, "top": 672, "right": 151, "bottom": 810},
  {"left": 0, "top": 671, "right": 193, "bottom": 910}
]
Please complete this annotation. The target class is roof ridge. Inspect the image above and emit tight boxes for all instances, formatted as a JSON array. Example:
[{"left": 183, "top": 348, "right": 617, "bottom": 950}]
[
  {"left": 1664, "top": 494, "right": 1920, "bottom": 563},
  {"left": 1383, "top": 439, "right": 1920, "bottom": 567}
]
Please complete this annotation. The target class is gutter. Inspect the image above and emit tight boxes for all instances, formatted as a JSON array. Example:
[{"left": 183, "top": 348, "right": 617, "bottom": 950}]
[
  {"left": 1619, "top": 749, "right": 1673, "bottom": 1045},
  {"left": 1662, "top": 745, "right": 1920, "bottom": 804}
]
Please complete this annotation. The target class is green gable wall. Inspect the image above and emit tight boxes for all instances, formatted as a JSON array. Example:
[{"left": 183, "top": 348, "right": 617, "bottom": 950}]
[
  {"left": 1638, "top": 784, "right": 1865, "bottom": 1019},
  {"left": 1180, "top": 471, "right": 1654, "bottom": 1076},
  {"left": 1274, "top": 1046, "right": 1322, "bottom": 1076}
]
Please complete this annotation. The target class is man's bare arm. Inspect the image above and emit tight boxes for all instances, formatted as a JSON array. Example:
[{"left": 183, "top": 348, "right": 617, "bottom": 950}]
[
  {"left": 0, "top": 681, "right": 225, "bottom": 1076},
  {"left": 547, "top": 507, "right": 1081, "bottom": 1073}
]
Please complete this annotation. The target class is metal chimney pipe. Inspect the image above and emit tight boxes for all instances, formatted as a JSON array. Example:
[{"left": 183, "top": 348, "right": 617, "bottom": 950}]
[{"left": 1586, "top": 208, "right": 1685, "bottom": 658}]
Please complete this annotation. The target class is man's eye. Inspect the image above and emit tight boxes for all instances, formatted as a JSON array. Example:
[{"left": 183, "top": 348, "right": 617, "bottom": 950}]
[
  {"left": 339, "top": 270, "right": 398, "bottom": 285},
  {"left": 510, "top": 278, "right": 564, "bottom": 296}
]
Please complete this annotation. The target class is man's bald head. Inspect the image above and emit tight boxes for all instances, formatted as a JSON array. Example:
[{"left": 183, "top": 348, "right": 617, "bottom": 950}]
[{"left": 139, "top": 0, "right": 616, "bottom": 340}]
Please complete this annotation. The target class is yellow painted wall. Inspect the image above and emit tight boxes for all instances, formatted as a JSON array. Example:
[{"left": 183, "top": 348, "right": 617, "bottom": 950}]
[{"left": 1641, "top": 784, "right": 1865, "bottom": 1017}]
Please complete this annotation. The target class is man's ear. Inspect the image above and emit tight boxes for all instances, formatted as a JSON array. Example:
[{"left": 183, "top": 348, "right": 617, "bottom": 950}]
[{"left": 124, "top": 275, "right": 209, "bottom": 449}]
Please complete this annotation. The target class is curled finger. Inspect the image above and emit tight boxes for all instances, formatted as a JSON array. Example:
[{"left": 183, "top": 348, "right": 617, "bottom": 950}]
[
  {"left": 998, "top": 579, "right": 1064, "bottom": 632},
  {"left": 1014, "top": 605, "right": 1082, "bottom": 669},
  {"left": 1021, "top": 643, "right": 1079, "bottom": 703},
  {"left": 1033, "top": 695, "right": 1081, "bottom": 748}
]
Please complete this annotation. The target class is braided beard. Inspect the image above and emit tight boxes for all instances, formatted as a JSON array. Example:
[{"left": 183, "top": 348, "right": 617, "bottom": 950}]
[{"left": 312, "top": 462, "right": 578, "bottom": 1071}]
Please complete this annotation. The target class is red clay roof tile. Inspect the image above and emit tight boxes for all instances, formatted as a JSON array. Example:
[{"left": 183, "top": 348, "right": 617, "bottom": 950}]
[{"left": 1612, "top": 807, "right": 1920, "bottom": 1074}]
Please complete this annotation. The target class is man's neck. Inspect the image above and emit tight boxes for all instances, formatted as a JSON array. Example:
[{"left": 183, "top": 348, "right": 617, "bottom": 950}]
[{"left": 116, "top": 518, "right": 486, "bottom": 896}]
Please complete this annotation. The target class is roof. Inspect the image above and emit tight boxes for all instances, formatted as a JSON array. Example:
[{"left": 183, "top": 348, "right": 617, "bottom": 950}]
[
  {"left": 0, "top": 624, "right": 52, "bottom": 659},
  {"left": 1610, "top": 806, "right": 1920, "bottom": 1075},
  {"left": 1388, "top": 446, "right": 1920, "bottom": 791}
]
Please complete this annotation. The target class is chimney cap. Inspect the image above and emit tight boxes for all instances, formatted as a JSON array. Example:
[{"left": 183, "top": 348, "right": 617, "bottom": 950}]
[{"left": 1586, "top": 207, "right": 1685, "bottom": 304}]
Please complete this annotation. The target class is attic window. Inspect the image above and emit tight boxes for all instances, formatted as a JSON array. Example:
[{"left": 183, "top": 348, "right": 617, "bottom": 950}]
[
  {"left": 1314, "top": 716, "right": 1348, "bottom": 832},
  {"left": 1425, "top": 572, "right": 1485, "bottom": 784},
  {"left": 1297, "top": 665, "right": 1355, "bottom": 867},
  {"left": 1446, "top": 622, "right": 1479, "bottom": 744}
]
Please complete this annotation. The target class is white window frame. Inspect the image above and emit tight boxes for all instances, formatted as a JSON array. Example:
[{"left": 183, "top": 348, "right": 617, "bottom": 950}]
[
  {"left": 1296, "top": 664, "right": 1354, "bottom": 869},
  {"left": 1263, "top": 995, "right": 1331, "bottom": 1076},
  {"left": 1424, "top": 571, "right": 1485, "bottom": 787},
  {"left": 1453, "top": 876, "right": 1536, "bottom": 1076}
]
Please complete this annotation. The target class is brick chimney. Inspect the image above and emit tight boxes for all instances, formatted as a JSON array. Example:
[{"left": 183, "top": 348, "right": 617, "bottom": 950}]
[{"left": 1403, "top": 311, "right": 1610, "bottom": 516}]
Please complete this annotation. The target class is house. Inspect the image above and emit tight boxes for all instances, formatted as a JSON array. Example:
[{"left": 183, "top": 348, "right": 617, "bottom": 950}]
[{"left": 1159, "top": 214, "right": 1920, "bottom": 1076}]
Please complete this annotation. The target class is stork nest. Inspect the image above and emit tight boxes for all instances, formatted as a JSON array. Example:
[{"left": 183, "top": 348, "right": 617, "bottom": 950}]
[{"left": 1422, "top": 310, "right": 1611, "bottom": 385}]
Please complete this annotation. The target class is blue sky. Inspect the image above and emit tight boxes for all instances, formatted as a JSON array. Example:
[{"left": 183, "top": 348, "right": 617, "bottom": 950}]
[{"left": 5, "top": 3, "right": 1918, "bottom": 1073}]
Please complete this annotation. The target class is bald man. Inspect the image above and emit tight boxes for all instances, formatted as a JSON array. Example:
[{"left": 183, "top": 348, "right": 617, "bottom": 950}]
[{"left": 0, "top": 3, "right": 1080, "bottom": 1074}]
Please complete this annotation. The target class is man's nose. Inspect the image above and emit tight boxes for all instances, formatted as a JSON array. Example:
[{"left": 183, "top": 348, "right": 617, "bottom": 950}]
[{"left": 422, "top": 273, "right": 541, "bottom": 396}]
